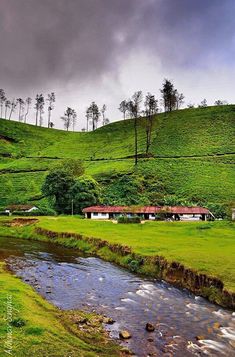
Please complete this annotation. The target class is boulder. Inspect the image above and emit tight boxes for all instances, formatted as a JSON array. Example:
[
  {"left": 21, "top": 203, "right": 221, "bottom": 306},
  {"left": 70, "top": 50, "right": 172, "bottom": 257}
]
[
  {"left": 103, "top": 317, "right": 115, "bottom": 324},
  {"left": 119, "top": 330, "right": 132, "bottom": 339}
]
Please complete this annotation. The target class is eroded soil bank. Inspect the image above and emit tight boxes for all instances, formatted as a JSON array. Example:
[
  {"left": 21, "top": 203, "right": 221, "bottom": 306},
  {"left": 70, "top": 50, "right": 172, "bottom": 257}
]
[{"left": 35, "top": 226, "right": 235, "bottom": 310}]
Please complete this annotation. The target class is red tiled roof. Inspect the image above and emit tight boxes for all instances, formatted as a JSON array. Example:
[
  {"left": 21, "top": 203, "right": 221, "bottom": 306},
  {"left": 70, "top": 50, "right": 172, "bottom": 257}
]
[
  {"left": 82, "top": 205, "right": 210, "bottom": 214},
  {"left": 6, "top": 204, "right": 37, "bottom": 211},
  {"left": 167, "top": 206, "right": 209, "bottom": 214}
]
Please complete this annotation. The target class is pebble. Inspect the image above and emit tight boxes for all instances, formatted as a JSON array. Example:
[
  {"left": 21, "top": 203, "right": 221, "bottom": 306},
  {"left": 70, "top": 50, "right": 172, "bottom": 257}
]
[
  {"left": 196, "top": 335, "right": 205, "bottom": 340},
  {"left": 146, "top": 323, "right": 155, "bottom": 332}
]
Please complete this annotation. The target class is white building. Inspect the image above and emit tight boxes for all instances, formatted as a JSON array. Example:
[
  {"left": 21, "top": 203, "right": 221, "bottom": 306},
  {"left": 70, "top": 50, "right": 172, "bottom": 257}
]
[
  {"left": 5, "top": 205, "right": 39, "bottom": 215},
  {"left": 83, "top": 205, "right": 213, "bottom": 221}
]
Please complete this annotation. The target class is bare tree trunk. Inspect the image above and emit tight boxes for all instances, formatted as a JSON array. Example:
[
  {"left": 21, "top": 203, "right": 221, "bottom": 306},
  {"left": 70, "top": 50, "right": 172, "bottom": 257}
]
[
  {"left": 36, "top": 110, "right": 38, "bottom": 126},
  {"left": 48, "top": 109, "right": 51, "bottom": 128},
  {"left": 39, "top": 109, "right": 43, "bottom": 126},
  {"left": 19, "top": 103, "right": 23, "bottom": 121},
  {"left": 1, "top": 105, "right": 3, "bottom": 118},
  {"left": 134, "top": 117, "right": 138, "bottom": 165},
  {"left": 146, "top": 127, "right": 150, "bottom": 154},
  {"left": 9, "top": 108, "right": 13, "bottom": 120},
  {"left": 24, "top": 105, "right": 29, "bottom": 123}
]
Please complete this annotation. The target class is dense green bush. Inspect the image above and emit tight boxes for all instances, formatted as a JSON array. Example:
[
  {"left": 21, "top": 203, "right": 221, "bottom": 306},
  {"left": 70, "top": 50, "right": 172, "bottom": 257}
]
[
  {"left": 117, "top": 215, "right": 141, "bottom": 224},
  {"left": 12, "top": 207, "right": 56, "bottom": 216},
  {"left": 42, "top": 160, "right": 101, "bottom": 214},
  {"left": 208, "top": 204, "right": 226, "bottom": 219}
]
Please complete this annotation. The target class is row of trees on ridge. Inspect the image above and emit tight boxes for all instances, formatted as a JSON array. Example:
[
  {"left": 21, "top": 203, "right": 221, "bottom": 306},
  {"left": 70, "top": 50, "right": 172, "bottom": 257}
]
[{"left": 0, "top": 79, "right": 229, "bottom": 134}]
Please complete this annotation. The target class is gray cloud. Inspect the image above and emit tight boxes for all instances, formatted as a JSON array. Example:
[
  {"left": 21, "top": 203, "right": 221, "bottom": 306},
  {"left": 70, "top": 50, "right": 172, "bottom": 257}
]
[
  {"left": 0, "top": 0, "right": 144, "bottom": 88},
  {"left": 0, "top": 0, "right": 234, "bottom": 128}
]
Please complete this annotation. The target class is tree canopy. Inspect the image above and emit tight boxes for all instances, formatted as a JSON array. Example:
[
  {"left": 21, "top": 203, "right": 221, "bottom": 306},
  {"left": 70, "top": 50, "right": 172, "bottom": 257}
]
[{"left": 42, "top": 160, "right": 100, "bottom": 214}]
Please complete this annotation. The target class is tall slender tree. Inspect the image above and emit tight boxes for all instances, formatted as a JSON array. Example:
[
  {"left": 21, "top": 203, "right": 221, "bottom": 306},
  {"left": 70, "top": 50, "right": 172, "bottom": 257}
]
[
  {"left": 8, "top": 99, "right": 17, "bottom": 120},
  {"left": 88, "top": 102, "right": 100, "bottom": 131},
  {"left": 118, "top": 100, "right": 128, "bottom": 120},
  {"left": 35, "top": 94, "right": 44, "bottom": 126},
  {"left": 47, "top": 92, "right": 56, "bottom": 128},
  {"left": 16, "top": 98, "right": 25, "bottom": 121},
  {"left": 0, "top": 89, "right": 6, "bottom": 118},
  {"left": 39, "top": 100, "right": 45, "bottom": 126},
  {"left": 175, "top": 91, "right": 184, "bottom": 109},
  {"left": 101, "top": 104, "right": 107, "bottom": 126},
  {"left": 61, "top": 107, "right": 74, "bottom": 131},
  {"left": 4, "top": 100, "right": 11, "bottom": 119},
  {"left": 85, "top": 107, "right": 91, "bottom": 131},
  {"left": 24, "top": 97, "right": 32, "bottom": 123},
  {"left": 144, "top": 93, "right": 158, "bottom": 154},
  {"left": 71, "top": 109, "right": 77, "bottom": 131},
  {"left": 160, "top": 79, "right": 179, "bottom": 112},
  {"left": 127, "top": 91, "right": 143, "bottom": 165}
]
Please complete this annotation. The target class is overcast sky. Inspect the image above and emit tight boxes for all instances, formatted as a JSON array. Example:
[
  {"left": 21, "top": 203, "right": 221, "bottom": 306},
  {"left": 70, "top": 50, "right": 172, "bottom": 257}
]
[{"left": 0, "top": 0, "right": 235, "bottom": 130}]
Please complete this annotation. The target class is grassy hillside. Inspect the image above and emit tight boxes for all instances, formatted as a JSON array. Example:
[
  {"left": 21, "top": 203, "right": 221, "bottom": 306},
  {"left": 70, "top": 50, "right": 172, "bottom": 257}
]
[{"left": 0, "top": 105, "right": 234, "bottom": 209}]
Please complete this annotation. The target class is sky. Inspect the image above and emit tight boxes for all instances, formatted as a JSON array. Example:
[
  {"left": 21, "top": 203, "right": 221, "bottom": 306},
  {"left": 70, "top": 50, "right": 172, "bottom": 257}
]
[{"left": 0, "top": 0, "right": 235, "bottom": 130}]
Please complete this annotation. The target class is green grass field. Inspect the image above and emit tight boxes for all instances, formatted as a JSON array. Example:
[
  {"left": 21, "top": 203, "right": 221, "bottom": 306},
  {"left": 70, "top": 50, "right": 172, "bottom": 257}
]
[
  {"left": 31, "top": 217, "right": 235, "bottom": 292},
  {"left": 0, "top": 261, "right": 119, "bottom": 356},
  {"left": 0, "top": 105, "right": 235, "bottom": 208}
]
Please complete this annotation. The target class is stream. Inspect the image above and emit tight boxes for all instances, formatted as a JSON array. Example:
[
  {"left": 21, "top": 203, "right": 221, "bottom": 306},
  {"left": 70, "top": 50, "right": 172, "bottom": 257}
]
[{"left": 0, "top": 236, "right": 235, "bottom": 356}]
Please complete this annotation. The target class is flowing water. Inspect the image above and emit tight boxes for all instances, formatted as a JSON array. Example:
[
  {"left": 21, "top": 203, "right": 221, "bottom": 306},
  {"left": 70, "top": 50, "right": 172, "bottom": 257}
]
[{"left": 0, "top": 236, "right": 234, "bottom": 356}]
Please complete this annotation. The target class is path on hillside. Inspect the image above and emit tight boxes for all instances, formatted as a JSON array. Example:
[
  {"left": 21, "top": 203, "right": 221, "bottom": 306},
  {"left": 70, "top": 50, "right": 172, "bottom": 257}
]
[{"left": 0, "top": 151, "right": 234, "bottom": 175}]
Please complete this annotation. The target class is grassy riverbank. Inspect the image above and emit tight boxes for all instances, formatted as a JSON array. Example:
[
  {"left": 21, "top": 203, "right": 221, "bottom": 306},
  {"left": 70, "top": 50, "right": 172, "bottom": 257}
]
[
  {"left": 0, "top": 216, "right": 234, "bottom": 309},
  {"left": 36, "top": 217, "right": 235, "bottom": 292},
  {"left": 0, "top": 261, "right": 120, "bottom": 356}
]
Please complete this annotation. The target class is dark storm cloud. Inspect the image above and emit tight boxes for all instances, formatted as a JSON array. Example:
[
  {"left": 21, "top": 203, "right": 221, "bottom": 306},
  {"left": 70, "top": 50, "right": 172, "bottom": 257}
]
[
  {"left": 0, "top": 0, "right": 235, "bottom": 125},
  {"left": 1, "top": 0, "right": 235, "bottom": 91}
]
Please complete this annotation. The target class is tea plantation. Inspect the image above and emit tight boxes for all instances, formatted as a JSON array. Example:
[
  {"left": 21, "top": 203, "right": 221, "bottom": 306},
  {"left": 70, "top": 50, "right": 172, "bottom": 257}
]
[{"left": 0, "top": 105, "right": 234, "bottom": 211}]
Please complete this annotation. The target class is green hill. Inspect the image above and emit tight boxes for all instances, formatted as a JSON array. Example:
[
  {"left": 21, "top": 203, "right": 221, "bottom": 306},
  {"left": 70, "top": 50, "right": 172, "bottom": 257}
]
[{"left": 0, "top": 105, "right": 235, "bottom": 212}]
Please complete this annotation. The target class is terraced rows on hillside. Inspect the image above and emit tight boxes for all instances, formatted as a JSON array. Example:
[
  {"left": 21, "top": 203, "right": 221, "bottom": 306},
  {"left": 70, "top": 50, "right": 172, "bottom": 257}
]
[{"left": 0, "top": 105, "right": 234, "bottom": 207}]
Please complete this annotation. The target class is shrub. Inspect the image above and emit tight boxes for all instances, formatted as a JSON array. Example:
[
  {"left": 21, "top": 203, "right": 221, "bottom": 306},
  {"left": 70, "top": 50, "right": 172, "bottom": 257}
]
[
  {"left": 128, "top": 259, "right": 142, "bottom": 272},
  {"left": 0, "top": 211, "right": 11, "bottom": 216},
  {"left": 207, "top": 203, "right": 225, "bottom": 219},
  {"left": 11, "top": 318, "right": 26, "bottom": 327},
  {"left": 12, "top": 207, "right": 56, "bottom": 216},
  {"left": 117, "top": 215, "right": 141, "bottom": 224}
]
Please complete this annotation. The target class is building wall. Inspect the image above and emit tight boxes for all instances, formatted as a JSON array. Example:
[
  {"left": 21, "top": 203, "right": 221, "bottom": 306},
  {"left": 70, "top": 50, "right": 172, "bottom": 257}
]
[
  {"left": 91, "top": 212, "right": 109, "bottom": 219},
  {"left": 179, "top": 214, "right": 204, "bottom": 221}
]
